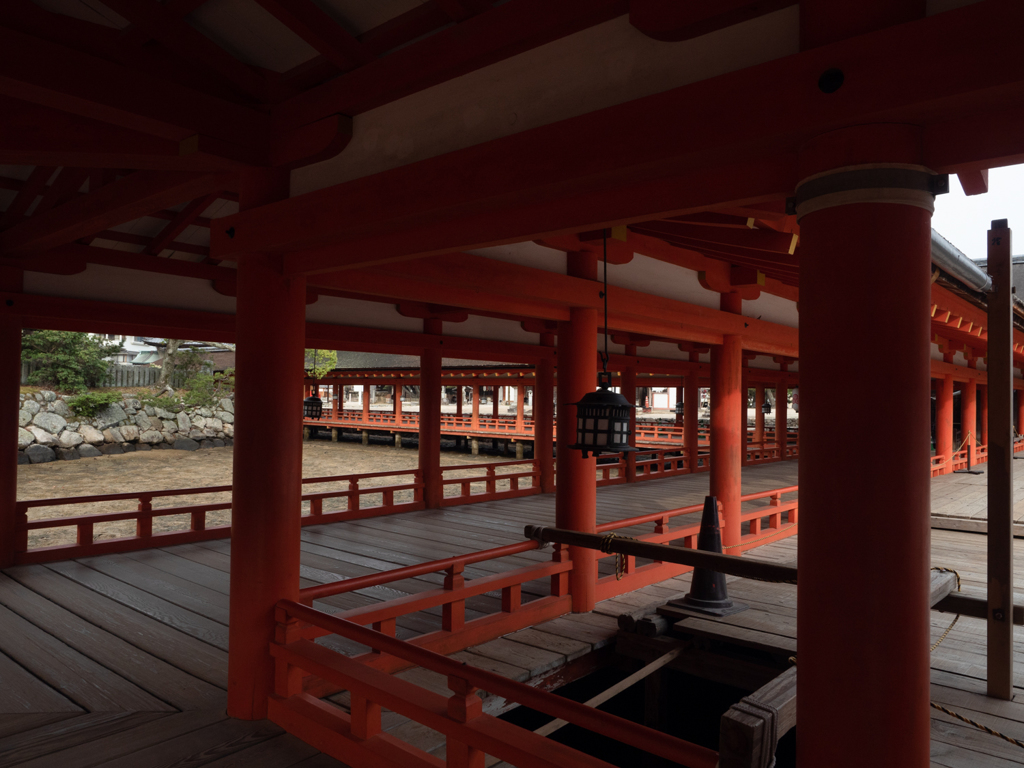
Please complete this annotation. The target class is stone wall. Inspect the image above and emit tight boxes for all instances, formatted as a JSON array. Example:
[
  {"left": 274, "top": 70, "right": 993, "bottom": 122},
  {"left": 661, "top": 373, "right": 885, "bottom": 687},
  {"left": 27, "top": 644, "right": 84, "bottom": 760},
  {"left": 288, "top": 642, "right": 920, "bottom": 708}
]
[{"left": 17, "top": 392, "right": 234, "bottom": 464}]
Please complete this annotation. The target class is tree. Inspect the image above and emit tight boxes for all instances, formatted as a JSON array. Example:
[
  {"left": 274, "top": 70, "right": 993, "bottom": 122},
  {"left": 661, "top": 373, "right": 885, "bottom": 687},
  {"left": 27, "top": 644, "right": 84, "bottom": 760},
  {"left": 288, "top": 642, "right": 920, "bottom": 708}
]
[
  {"left": 154, "top": 339, "right": 234, "bottom": 391},
  {"left": 305, "top": 349, "right": 337, "bottom": 380},
  {"left": 21, "top": 330, "right": 123, "bottom": 393}
]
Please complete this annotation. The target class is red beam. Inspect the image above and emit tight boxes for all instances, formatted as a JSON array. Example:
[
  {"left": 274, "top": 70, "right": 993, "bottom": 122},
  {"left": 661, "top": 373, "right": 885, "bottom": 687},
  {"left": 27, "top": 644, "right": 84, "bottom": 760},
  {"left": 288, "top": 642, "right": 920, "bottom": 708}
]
[
  {"left": 0, "top": 166, "right": 53, "bottom": 229},
  {"left": 219, "top": 1, "right": 1024, "bottom": 265},
  {"left": 30, "top": 168, "right": 90, "bottom": 216},
  {"left": 145, "top": 193, "right": 220, "bottom": 255},
  {"left": 253, "top": 0, "right": 374, "bottom": 70},
  {"left": 629, "top": 0, "right": 795, "bottom": 42},
  {"left": 274, "top": 0, "right": 628, "bottom": 131},
  {"left": 0, "top": 170, "right": 233, "bottom": 253},
  {"left": 90, "top": 229, "right": 209, "bottom": 258}
]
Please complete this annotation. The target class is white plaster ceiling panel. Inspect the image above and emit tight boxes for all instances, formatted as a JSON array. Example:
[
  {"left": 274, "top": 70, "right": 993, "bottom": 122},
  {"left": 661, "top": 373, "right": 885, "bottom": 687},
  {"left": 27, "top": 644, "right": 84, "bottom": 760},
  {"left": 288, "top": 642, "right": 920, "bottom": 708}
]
[
  {"left": 31, "top": 0, "right": 128, "bottom": 29},
  {"left": 443, "top": 314, "right": 542, "bottom": 345},
  {"left": 25, "top": 266, "right": 237, "bottom": 314},
  {"left": 293, "top": 7, "right": 799, "bottom": 193},
  {"left": 601, "top": 254, "right": 721, "bottom": 311},
  {"left": 0, "top": 165, "right": 34, "bottom": 182},
  {"left": 312, "top": 0, "right": 426, "bottom": 36},
  {"left": 305, "top": 295, "right": 423, "bottom": 332},
  {"left": 188, "top": 0, "right": 319, "bottom": 72},
  {"left": 467, "top": 242, "right": 567, "bottom": 274},
  {"left": 740, "top": 292, "right": 799, "bottom": 329}
]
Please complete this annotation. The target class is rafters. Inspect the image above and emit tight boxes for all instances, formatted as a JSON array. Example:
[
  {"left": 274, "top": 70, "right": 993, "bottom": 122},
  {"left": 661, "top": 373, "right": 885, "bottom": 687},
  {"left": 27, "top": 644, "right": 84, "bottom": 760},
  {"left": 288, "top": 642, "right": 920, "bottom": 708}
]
[
  {"left": 0, "top": 166, "right": 54, "bottom": 229},
  {"left": 254, "top": 0, "right": 374, "bottom": 71},
  {"left": 145, "top": 192, "right": 220, "bottom": 255}
]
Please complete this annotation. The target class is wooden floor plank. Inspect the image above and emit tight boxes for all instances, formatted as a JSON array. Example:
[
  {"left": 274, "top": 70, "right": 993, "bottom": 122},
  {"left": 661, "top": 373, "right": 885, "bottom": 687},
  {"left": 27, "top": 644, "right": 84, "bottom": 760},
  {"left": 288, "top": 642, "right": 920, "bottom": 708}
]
[
  {"left": 0, "top": 712, "right": 168, "bottom": 766},
  {"left": 0, "top": 600, "right": 172, "bottom": 713},
  {"left": 0, "top": 573, "right": 223, "bottom": 711},
  {"left": 0, "top": 649, "right": 83, "bottom": 714},
  {"left": 0, "top": 713, "right": 79, "bottom": 740}
]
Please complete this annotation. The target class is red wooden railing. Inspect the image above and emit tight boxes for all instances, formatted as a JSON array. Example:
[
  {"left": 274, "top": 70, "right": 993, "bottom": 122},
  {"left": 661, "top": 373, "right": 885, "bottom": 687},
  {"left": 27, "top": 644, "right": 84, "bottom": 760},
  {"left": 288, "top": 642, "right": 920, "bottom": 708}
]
[
  {"left": 270, "top": 600, "right": 719, "bottom": 768},
  {"left": 441, "top": 459, "right": 540, "bottom": 505},
  {"left": 593, "top": 485, "right": 799, "bottom": 600}
]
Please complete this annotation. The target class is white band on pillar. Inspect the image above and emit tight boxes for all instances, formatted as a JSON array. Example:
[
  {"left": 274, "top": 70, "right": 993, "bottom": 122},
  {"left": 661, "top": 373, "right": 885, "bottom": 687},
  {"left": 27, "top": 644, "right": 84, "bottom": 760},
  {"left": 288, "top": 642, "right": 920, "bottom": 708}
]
[{"left": 794, "top": 163, "right": 947, "bottom": 220}]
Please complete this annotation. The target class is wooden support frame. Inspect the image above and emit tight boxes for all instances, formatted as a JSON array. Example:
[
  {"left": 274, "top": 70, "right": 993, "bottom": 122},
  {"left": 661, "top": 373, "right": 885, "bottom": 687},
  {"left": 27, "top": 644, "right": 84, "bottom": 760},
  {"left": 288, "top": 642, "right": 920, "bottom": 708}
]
[{"left": 987, "top": 219, "right": 1014, "bottom": 699}]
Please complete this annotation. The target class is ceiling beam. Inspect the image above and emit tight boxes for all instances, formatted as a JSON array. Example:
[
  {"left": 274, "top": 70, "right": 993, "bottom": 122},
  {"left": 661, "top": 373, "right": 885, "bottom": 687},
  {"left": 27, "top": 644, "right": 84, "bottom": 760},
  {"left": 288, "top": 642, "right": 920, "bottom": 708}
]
[
  {"left": 253, "top": 0, "right": 375, "bottom": 71},
  {"left": 0, "top": 166, "right": 53, "bottom": 229},
  {"left": 0, "top": 170, "right": 233, "bottom": 253},
  {"left": 145, "top": 192, "right": 221, "bottom": 255},
  {"left": 218, "top": 1, "right": 1024, "bottom": 267}
]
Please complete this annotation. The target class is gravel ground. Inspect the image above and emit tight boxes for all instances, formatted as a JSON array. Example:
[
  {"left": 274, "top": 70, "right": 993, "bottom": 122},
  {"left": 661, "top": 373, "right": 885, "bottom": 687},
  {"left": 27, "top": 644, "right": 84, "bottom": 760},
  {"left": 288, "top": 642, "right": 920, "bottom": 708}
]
[{"left": 18, "top": 438, "right": 529, "bottom": 550}]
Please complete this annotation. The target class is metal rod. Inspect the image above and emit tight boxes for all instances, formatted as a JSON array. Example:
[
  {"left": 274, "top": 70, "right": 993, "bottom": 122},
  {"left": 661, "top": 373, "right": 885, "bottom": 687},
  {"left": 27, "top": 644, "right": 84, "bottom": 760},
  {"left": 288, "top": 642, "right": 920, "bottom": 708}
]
[{"left": 523, "top": 525, "right": 798, "bottom": 584}]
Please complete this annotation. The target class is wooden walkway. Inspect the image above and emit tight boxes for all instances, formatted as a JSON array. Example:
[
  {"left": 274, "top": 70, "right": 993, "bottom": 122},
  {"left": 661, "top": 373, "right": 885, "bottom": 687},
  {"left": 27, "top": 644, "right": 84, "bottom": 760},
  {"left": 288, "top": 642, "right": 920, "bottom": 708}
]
[
  {"left": 931, "top": 464, "right": 1024, "bottom": 533},
  {"left": 3, "top": 458, "right": 1023, "bottom": 766}
]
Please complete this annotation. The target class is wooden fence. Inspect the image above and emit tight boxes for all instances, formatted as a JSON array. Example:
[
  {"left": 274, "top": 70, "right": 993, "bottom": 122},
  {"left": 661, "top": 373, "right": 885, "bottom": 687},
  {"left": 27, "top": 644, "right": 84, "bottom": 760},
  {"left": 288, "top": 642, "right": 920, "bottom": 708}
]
[{"left": 20, "top": 361, "right": 185, "bottom": 388}]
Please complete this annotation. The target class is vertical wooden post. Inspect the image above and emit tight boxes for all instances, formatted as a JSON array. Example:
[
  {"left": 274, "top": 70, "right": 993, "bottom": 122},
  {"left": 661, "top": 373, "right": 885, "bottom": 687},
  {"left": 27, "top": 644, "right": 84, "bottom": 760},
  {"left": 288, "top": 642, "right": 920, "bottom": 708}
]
[
  {"left": 937, "top": 370, "right": 955, "bottom": 472},
  {"left": 987, "top": 218, "right": 1014, "bottom": 700},
  {"left": 471, "top": 385, "right": 480, "bottom": 430},
  {"left": 796, "top": 129, "right": 934, "bottom": 767},
  {"left": 0, "top": 266, "right": 22, "bottom": 569},
  {"left": 621, "top": 346, "right": 638, "bottom": 482},
  {"left": 775, "top": 379, "right": 787, "bottom": 453},
  {"left": 754, "top": 385, "right": 765, "bottom": 444},
  {"left": 963, "top": 374, "right": 977, "bottom": 465},
  {"left": 491, "top": 386, "right": 499, "bottom": 420},
  {"left": 536, "top": 336, "right": 555, "bottom": 493},
  {"left": 395, "top": 381, "right": 403, "bottom": 425},
  {"left": 558, "top": 252, "right": 599, "bottom": 612},
  {"left": 711, "top": 292, "right": 743, "bottom": 549},
  {"left": 674, "top": 385, "right": 683, "bottom": 426},
  {"left": 981, "top": 384, "right": 989, "bottom": 448},
  {"left": 420, "top": 320, "right": 443, "bottom": 509},
  {"left": 228, "top": 168, "right": 303, "bottom": 720},
  {"left": 684, "top": 354, "right": 700, "bottom": 470},
  {"left": 456, "top": 385, "right": 463, "bottom": 418},
  {"left": 515, "top": 383, "right": 525, "bottom": 433}
]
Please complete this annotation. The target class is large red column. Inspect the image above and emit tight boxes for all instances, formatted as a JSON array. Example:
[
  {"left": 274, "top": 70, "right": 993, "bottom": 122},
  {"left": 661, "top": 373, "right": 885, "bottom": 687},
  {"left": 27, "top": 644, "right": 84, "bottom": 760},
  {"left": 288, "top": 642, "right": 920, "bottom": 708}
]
[
  {"left": 228, "top": 169, "right": 304, "bottom": 720},
  {"left": 395, "top": 382, "right": 403, "bottom": 425},
  {"left": 937, "top": 373, "right": 954, "bottom": 471},
  {"left": 981, "top": 385, "right": 989, "bottom": 448},
  {"left": 362, "top": 382, "right": 371, "bottom": 421},
  {"left": 684, "top": 353, "right": 700, "bottom": 470},
  {"left": 753, "top": 385, "right": 765, "bottom": 443},
  {"left": 963, "top": 374, "right": 978, "bottom": 465},
  {"left": 471, "top": 385, "right": 480, "bottom": 429},
  {"left": 557, "top": 252, "right": 599, "bottom": 612},
  {"left": 420, "top": 320, "right": 442, "bottom": 509},
  {"left": 536, "top": 334, "right": 555, "bottom": 493},
  {"left": 621, "top": 345, "right": 638, "bottom": 482},
  {"left": 797, "top": 127, "right": 935, "bottom": 767},
  {"left": 0, "top": 266, "right": 23, "bottom": 569},
  {"left": 710, "top": 292, "right": 743, "bottom": 549}
]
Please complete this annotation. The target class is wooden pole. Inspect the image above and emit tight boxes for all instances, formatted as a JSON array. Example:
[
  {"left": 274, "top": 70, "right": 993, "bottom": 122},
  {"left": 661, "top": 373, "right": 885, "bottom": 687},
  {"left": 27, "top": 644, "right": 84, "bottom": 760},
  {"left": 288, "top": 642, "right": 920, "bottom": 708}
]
[
  {"left": 420, "top": 319, "right": 443, "bottom": 509},
  {"left": 621, "top": 346, "right": 637, "bottom": 482},
  {"left": 754, "top": 385, "right": 764, "bottom": 444},
  {"left": 362, "top": 382, "right": 371, "bottom": 421},
  {"left": 963, "top": 376, "right": 977, "bottom": 465},
  {"left": 711, "top": 292, "right": 743, "bottom": 550},
  {"left": 536, "top": 334, "right": 555, "bottom": 493},
  {"left": 228, "top": 167, "right": 302, "bottom": 720},
  {"left": 0, "top": 266, "right": 22, "bottom": 569},
  {"left": 937, "top": 372, "right": 955, "bottom": 472},
  {"left": 987, "top": 218, "right": 1014, "bottom": 700},
  {"left": 684, "top": 354, "right": 700, "bottom": 470}
]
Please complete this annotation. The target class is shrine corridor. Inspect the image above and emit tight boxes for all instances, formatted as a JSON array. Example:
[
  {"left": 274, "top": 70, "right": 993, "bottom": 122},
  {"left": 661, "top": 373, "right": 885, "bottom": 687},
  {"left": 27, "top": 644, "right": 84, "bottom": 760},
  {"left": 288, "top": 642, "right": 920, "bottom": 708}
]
[{"left": 1, "top": 461, "right": 1022, "bottom": 767}]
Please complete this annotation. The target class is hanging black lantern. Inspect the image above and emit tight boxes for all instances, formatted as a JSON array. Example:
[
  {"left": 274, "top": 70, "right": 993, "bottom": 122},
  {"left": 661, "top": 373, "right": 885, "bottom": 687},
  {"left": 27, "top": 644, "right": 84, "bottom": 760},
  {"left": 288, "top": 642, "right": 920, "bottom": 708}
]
[
  {"left": 569, "top": 230, "right": 637, "bottom": 459},
  {"left": 304, "top": 392, "right": 324, "bottom": 419},
  {"left": 570, "top": 372, "right": 637, "bottom": 458},
  {"left": 674, "top": 400, "right": 684, "bottom": 415},
  {"left": 761, "top": 399, "right": 772, "bottom": 415}
]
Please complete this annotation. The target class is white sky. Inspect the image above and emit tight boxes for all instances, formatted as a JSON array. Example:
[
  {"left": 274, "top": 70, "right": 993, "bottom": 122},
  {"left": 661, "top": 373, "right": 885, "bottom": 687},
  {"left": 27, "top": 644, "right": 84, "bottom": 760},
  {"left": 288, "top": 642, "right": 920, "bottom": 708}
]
[{"left": 932, "top": 164, "right": 1024, "bottom": 262}]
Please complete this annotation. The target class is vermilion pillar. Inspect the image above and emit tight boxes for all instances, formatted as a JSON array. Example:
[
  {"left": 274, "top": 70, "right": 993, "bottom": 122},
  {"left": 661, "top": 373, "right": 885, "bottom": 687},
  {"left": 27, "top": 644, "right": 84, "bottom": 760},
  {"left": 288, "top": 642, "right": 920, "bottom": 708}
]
[
  {"left": 228, "top": 168, "right": 303, "bottom": 720},
  {"left": 797, "top": 127, "right": 935, "bottom": 768},
  {"left": 362, "top": 383, "right": 371, "bottom": 420},
  {"left": 711, "top": 293, "right": 743, "bottom": 549},
  {"left": 420, "top": 320, "right": 442, "bottom": 509},
  {"left": 981, "top": 385, "right": 989, "bottom": 447},
  {"left": 684, "top": 353, "right": 700, "bottom": 470},
  {"left": 937, "top": 374, "right": 954, "bottom": 471},
  {"left": 621, "top": 345, "right": 638, "bottom": 482},
  {"left": 471, "top": 385, "right": 480, "bottom": 429},
  {"left": 492, "top": 387, "right": 499, "bottom": 420},
  {"left": 1017, "top": 388, "right": 1024, "bottom": 439},
  {"left": 557, "top": 252, "right": 599, "bottom": 612},
  {"left": 753, "top": 385, "right": 765, "bottom": 443},
  {"left": 515, "top": 383, "right": 525, "bottom": 432},
  {"left": 963, "top": 375, "right": 978, "bottom": 465},
  {"left": 394, "top": 382, "right": 403, "bottom": 425},
  {"left": 536, "top": 335, "right": 555, "bottom": 493},
  {"left": 0, "top": 266, "right": 22, "bottom": 569}
]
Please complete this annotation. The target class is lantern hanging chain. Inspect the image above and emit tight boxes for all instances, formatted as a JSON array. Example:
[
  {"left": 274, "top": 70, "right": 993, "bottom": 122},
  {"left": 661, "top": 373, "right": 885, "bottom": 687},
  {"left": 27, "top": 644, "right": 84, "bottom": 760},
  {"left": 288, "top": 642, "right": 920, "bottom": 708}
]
[{"left": 601, "top": 230, "right": 610, "bottom": 375}]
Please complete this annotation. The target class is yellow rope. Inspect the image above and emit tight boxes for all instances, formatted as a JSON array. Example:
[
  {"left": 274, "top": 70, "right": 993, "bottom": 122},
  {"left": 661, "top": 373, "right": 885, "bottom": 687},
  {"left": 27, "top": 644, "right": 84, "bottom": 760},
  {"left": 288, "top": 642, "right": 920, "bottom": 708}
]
[{"left": 599, "top": 532, "right": 635, "bottom": 581}]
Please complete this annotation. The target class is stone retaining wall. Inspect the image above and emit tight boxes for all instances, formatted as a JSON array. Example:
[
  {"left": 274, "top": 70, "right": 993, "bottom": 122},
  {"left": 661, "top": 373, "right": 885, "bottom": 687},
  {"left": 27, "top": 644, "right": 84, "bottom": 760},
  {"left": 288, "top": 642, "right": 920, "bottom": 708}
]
[{"left": 17, "top": 392, "right": 234, "bottom": 464}]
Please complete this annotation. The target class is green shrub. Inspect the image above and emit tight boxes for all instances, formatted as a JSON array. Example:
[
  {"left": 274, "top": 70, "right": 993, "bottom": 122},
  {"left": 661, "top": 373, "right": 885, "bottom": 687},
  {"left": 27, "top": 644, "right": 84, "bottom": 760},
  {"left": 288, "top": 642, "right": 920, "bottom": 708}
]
[
  {"left": 181, "top": 369, "right": 234, "bottom": 407},
  {"left": 21, "top": 330, "right": 122, "bottom": 393},
  {"left": 66, "top": 391, "right": 124, "bottom": 418}
]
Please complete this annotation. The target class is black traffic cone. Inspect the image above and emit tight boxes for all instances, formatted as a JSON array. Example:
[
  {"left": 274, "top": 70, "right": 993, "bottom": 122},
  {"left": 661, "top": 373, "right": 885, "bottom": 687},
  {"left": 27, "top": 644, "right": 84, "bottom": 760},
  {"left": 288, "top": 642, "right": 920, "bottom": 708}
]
[{"left": 669, "top": 495, "right": 748, "bottom": 617}]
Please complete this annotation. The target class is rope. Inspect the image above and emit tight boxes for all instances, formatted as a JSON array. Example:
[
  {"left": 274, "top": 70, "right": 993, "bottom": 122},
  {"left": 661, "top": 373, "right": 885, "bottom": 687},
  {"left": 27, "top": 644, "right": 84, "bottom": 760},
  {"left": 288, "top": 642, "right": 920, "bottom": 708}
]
[
  {"left": 599, "top": 532, "right": 636, "bottom": 580},
  {"left": 929, "top": 567, "right": 961, "bottom": 653},
  {"left": 731, "top": 698, "right": 779, "bottom": 768}
]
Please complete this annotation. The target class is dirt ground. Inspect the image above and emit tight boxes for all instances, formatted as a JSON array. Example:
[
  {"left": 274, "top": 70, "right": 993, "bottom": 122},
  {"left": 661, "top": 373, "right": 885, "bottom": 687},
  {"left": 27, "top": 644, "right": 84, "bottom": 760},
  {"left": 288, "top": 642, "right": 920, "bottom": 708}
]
[{"left": 18, "top": 436, "right": 530, "bottom": 550}]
